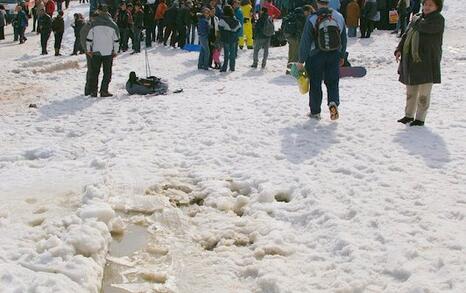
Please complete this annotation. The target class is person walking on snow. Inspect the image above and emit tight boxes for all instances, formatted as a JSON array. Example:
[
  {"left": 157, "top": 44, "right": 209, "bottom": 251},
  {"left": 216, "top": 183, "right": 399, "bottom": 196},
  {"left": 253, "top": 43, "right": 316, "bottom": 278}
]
[
  {"left": 297, "top": 0, "right": 347, "bottom": 120},
  {"left": 251, "top": 7, "right": 272, "bottom": 69},
  {"left": 15, "top": 5, "right": 28, "bottom": 44},
  {"left": 52, "top": 10, "right": 64, "bottom": 56},
  {"left": 86, "top": 6, "right": 120, "bottom": 97},
  {"left": 395, "top": 0, "right": 444, "bottom": 127}
]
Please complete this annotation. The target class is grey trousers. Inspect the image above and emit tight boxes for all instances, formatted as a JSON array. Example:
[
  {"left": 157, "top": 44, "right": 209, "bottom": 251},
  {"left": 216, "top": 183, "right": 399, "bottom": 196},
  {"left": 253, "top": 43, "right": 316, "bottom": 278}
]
[
  {"left": 287, "top": 37, "right": 299, "bottom": 64},
  {"left": 253, "top": 38, "right": 270, "bottom": 67},
  {"left": 405, "top": 83, "right": 433, "bottom": 121}
]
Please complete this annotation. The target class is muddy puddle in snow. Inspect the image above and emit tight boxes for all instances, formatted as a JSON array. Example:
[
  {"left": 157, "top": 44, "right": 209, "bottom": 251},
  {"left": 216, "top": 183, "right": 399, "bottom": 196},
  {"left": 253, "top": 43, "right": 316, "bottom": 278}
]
[{"left": 101, "top": 224, "right": 150, "bottom": 293}]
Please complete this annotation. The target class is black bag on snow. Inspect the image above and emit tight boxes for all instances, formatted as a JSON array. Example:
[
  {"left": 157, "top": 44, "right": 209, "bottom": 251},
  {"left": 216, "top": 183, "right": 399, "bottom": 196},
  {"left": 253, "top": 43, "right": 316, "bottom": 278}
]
[{"left": 126, "top": 72, "right": 169, "bottom": 96}]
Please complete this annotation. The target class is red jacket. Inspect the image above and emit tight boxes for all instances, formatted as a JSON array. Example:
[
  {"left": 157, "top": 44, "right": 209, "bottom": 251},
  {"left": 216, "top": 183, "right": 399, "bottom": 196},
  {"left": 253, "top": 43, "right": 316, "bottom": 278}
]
[
  {"left": 262, "top": 2, "right": 281, "bottom": 20},
  {"left": 45, "top": 0, "right": 55, "bottom": 16}
]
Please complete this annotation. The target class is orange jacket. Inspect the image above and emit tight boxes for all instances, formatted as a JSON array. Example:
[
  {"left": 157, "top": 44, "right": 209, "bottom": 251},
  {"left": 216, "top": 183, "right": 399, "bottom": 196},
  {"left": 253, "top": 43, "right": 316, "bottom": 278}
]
[
  {"left": 346, "top": 1, "right": 360, "bottom": 27},
  {"left": 155, "top": 3, "right": 167, "bottom": 20}
]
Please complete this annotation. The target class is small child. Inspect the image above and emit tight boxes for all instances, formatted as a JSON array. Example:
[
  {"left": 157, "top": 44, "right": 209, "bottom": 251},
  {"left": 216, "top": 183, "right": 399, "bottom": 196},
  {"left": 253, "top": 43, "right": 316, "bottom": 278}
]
[{"left": 212, "top": 47, "right": 221, "bottom": 69}]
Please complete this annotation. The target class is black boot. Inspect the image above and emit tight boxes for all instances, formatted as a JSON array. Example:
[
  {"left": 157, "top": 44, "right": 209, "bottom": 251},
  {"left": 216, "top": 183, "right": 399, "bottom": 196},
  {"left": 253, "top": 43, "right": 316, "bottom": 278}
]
[
  {"left": 410, "top": 120, "right": 425, "bottom": 127},
  {"left": 100, "top": 91, "right": 113, "bottom": 97},
  {"left": 397, "top": 116, "right": 414, "bottom": 124}
]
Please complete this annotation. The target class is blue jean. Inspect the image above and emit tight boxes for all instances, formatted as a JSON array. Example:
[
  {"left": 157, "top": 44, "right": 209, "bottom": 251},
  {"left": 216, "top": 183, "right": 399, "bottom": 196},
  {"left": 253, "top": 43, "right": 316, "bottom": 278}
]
[
  {"left": 198, "top": 36, "right": 210, "bottom": 69},
  {"left": 221, "top": 42, "right": 236, "bottom": 71},
  {"left": 305, "top": 50, "right": 340, "bottom": 115},
  {"left": 348, "top": 26, "right": 357, "bottom": 38}
]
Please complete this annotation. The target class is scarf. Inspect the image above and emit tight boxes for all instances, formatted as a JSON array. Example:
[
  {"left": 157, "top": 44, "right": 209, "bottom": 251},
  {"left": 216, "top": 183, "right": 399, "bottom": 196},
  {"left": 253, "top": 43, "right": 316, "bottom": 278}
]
[{"left": 402, "top": 16, "right": 422, "bottom": 63}]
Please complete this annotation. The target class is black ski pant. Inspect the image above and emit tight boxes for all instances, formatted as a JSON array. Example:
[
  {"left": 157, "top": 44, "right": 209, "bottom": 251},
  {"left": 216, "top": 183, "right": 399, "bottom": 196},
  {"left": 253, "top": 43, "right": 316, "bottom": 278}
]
[
  {"left": 177, "top": 25, "right": 187, "bottom": 48},
  {"left": 54, "top": 32, "right": 63, "bottom": 50},
  {"left": 145, "top": 24, "right": 153, "bottom": 47},
  {"left": 163, "top": 24, "right": 176, "bottom": 46},
  {"left": 89, "top": 54, "right": 113, "bottom": 94},
  {"left": 41, "top": 30, "right": 51, "bottom": 53},
  {"left": 156, "top": 20, "right": 164, "bottom": 42}
]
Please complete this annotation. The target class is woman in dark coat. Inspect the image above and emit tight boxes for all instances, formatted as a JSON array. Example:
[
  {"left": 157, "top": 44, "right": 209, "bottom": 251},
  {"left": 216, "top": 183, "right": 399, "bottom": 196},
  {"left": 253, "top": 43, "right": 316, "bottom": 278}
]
[{"left": 395, "top": 0, "right": 444, "bottom": 126}]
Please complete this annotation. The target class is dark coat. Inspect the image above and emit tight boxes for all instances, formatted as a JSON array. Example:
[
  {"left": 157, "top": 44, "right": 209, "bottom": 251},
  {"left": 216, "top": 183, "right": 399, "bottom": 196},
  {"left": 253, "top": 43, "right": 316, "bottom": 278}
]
[
  {"left": 52, "top": 16, "right": 64, "bottom": 33},
  {"left": 176, "top": 6, "right": 191, "bottom": 29},
  {"left": 396, "top": 11, "right": 444, "bottom": 85},
  {"left": 133, "top": 10, "right": 144, "bottom": 29},
  {"left": 164, "top": 5, "right": 178, "bottom": 26},
  {"left": 254, "top": 13, "right": 271, "bottom": 40},
  {"left": 73, "top": 18, "right": 84, "bottom": 38},
  {"left": 39, "top": 13, "right": 52, "bottom": 32}
]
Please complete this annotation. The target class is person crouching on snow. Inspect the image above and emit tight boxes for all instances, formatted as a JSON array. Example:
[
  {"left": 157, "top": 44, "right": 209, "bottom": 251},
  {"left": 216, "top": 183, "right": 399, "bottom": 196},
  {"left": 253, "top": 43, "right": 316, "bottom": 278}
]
[{"left": 395, "top": 0, "right": 444, "bottom": 127}]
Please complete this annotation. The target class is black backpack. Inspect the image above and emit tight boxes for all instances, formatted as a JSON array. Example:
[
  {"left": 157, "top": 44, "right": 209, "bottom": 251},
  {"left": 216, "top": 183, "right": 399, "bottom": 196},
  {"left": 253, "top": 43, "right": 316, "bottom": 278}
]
[
  {"left": 314, "top": 9, "right": 341, "bottom": 52},
  {"left": 281, "top": 9, "right": 305, "bottom": 39}
]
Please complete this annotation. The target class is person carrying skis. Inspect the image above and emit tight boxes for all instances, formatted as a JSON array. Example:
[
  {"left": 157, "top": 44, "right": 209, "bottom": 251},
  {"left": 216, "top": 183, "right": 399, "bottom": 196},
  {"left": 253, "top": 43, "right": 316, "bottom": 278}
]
[
  {"left": 395, "top": 0, "right": 444, "bottom": 126},
  {"left": 297, "top": 0, "right": 347, "bottom": 120},
  {"left": 52, "top": 10, "right": 64, "bottom": 56}
]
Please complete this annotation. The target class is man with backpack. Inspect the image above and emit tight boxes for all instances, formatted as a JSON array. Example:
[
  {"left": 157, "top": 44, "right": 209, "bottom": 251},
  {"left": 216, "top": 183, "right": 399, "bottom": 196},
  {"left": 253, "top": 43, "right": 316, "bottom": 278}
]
[
  {"left": 298, "top": 0, "right": 347, "bottom": 120},
  {"left": 251, "top": 7, "right": 273, "bottom": 69}
]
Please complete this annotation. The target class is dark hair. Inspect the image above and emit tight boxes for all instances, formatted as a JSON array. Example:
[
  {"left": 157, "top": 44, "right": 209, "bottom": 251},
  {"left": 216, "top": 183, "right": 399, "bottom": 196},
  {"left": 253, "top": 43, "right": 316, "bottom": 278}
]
[
  {"left": 58, "top": 10, "right": 64, "bottom": 16},
  {"left": 0, "top": 4, "right": 5, "bottom": 9},
  {"left": 423, "top": 0, "right": 443, "bottom": 12},
  {"left": 261, "top": 7, "right": 267, "bottom": 14},
  {"left": 223, "top": 4, "right": 234, "bottom": 17},
  {"left": 303, "top": 4, "right": 314, "bottom": 13}
]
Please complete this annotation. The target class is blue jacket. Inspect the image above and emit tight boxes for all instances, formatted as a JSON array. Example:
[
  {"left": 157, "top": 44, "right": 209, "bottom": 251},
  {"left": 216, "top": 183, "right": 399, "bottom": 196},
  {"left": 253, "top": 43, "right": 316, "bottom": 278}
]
[
  {"left": 329, "top": 0, "right": 341, "bottom": 11},
  {"left": 198, "top": 16, "right": 210, "bottom": 38},
  {"left": 298, "top": 8, "right": 347, "bottom": 63},
  {"left": 234, "top": 7, "right": 244, "bottom": 37},
  {"left": 17, "top": 11, "right": 28, "bottom": 29}
]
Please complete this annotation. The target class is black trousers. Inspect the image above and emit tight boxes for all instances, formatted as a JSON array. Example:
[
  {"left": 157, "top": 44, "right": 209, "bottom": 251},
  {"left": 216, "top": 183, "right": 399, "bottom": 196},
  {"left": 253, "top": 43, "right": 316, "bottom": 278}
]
[
  {"left": 41, "top": 31, "right": 51, "bottom": 53},
  {"left": 163, "top": 24, "right": 176, "bottom": 46},
  {"left": 145, "top": 24, "right": 153, "bottom": 47},
  {"left": 0, "top": 26, "right": 4, "bottom": 40},
  {"left": 177, "top": 26, "right": 186, "bottom": 48},
  {"left": 89, "top": 54, "right": 113, "bottom": 94},
  {"left": 54, "top": 32, "right": 63, "bottom": 49}
]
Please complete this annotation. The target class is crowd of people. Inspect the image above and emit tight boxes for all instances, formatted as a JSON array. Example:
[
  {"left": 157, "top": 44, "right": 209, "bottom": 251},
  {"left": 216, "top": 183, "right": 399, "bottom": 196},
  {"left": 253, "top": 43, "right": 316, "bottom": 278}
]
[{"left": 0, "top": 0, "right": 444, "bottom": 126}]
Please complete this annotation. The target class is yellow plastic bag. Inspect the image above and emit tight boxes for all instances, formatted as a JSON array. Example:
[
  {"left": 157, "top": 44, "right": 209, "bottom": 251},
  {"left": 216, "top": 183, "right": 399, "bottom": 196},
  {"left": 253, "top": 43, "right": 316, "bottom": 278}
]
[{"left": 298, "top": 75, "right": 309, "bottom": 95}]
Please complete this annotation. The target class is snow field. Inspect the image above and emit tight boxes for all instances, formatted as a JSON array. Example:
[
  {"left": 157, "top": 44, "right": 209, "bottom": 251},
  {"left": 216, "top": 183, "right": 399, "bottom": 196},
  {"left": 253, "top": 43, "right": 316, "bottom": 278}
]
[{"left": 1, "top": 1, "right": 466, "bottom": 292}]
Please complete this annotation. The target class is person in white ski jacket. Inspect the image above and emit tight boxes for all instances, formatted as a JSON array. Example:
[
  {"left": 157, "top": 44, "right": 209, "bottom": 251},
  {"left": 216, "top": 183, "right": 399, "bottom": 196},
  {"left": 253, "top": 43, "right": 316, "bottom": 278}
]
[{"left": 86, "top": 6, "right": 119, "bottom": 97}]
